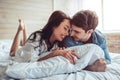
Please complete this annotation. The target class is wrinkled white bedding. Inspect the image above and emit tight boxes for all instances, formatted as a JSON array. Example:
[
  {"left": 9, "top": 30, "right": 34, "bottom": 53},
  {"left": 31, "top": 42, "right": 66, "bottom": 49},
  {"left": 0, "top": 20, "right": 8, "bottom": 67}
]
[
  {"left": 0, "top": 40, "right": 120, "bottom": 80},
  {"left": 0, "top": 40, "right": 12, "bottom": 60},
  {"left": 38, "top": 54, "right": 120, "bottom": 80},
  {"left": 6, "top": 44, "right": 104, "bottom": 79}
]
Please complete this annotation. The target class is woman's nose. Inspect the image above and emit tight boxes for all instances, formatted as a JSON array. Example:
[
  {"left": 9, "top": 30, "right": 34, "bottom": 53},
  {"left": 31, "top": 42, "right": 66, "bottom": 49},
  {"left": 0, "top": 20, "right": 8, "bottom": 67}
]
[
  {"left": 70, "top": 31, "right": 74, "bottom": 36},
  {"left": 66, "top": 31, "right": 69, "bottom": 36}
]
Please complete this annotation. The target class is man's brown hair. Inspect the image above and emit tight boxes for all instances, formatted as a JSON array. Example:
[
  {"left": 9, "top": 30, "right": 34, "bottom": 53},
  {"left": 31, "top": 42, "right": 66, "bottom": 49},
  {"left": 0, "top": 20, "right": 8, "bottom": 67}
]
[{"left": 71, "top": 10, "right": 98, "bottom": 32}]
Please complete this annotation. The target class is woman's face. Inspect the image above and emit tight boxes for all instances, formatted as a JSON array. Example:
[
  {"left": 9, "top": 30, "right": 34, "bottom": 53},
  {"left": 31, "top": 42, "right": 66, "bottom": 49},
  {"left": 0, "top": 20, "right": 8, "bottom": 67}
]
[{"left": 52, "top": 19, "right": 70, "bottom": 41}]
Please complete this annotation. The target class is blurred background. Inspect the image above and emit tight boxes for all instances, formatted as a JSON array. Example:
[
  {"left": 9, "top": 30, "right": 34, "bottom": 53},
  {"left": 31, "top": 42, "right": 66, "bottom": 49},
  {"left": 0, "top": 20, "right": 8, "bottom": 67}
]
[{"left": 0, "top": 0, "right": 120, "bottom": 53}]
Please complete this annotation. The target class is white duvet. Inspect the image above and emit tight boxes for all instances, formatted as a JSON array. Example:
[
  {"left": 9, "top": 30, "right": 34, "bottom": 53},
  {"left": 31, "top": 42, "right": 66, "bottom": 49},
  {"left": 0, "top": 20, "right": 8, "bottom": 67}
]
[
  {"left": 37, "top": 54, "right": 120, "bottom": 80},
  {"left": 0, "top": 40, "right": 120, "bottom": 80},
  {"left": 5, "top": 44, "right": 105, "bottom": 79}
]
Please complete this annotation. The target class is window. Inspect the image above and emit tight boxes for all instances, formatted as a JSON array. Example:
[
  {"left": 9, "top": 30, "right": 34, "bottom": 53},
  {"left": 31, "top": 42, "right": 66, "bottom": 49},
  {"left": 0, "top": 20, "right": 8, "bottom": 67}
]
[
  {"left": 53, "top": 0, "right": 120, "bottom": 32},
  {"left": 77, "top": 0, "right": 103, "bottom": 31},
  {"left": 103, "top": 0, "right": 120, "bottom": 31},
  {"left": 77, "top": 0, "right": 120, "bottom": 32}
]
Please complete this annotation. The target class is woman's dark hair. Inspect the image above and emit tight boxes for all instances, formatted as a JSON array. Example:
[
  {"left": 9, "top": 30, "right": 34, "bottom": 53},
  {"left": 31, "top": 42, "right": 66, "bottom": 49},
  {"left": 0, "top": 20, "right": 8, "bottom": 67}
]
[
  {"left": 71, "top": 10, "right": 98, "bottom": 32},
  {"left": 40, "top": 10, "right": 70, "bottom": 42}
]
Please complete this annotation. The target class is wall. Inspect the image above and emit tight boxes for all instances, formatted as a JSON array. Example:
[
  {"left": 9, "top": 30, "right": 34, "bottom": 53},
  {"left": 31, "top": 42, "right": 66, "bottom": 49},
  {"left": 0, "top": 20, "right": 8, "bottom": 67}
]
[
  {"left": 0, "top": 0, "right": 53, "bottom": 39},
  {"left": 106, "top": 33, "right": 120, "bottom": 53},
  {"left": 53, "top": 0, "right": 79, "bottom": 17},
  {"left": 0, "top": 0, "right": 120, "bottom": 53}
]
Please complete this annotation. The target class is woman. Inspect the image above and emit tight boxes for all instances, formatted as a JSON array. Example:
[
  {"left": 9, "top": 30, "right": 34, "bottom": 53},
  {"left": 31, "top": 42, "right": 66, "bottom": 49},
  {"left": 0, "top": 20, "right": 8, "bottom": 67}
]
[{"left": 10, "top": 10, "right": 79, "bottom": 64}]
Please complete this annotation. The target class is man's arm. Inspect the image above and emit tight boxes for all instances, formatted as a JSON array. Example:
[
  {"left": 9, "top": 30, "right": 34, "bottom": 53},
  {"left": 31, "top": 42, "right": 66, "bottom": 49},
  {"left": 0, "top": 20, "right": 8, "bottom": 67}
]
[
  {"left": 84, "top": 58, "right": 107, "bottom": 72},
  {"left": 84, "top": 39, "right": 108, "bottom": 72},
  {"left": 103, "top": 45, "right": 111, "bottom": 64}
]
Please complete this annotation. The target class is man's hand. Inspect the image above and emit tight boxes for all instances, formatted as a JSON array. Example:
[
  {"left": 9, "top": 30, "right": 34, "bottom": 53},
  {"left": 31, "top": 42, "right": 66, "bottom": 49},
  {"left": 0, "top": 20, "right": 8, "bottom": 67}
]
[
  {"left": 93, "top": 58, "right": 107, "bottom": 72},
  {"left": 84, "top": 58, "right": 107, "bottom": 72}
]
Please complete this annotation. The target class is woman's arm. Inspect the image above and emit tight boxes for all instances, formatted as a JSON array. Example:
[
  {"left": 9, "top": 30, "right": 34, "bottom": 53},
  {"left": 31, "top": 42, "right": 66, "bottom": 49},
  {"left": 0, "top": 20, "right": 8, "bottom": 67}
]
[
  {"left": 37, "top": 49, "right": 68, "bottom": 61},
  {"left": 37, "top": 49, "right": 80, "bottom": 64}
]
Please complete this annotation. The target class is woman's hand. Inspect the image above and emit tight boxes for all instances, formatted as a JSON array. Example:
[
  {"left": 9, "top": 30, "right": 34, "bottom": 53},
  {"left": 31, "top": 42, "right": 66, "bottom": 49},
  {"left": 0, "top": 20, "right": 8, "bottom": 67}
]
[
  {"left": 61, "top": 50, "right": 80, "bottom": 64},
  {"left": 53, "top": 47, "right": 80, "bottom": 64},
  {"left": 37, "top": 47, "right": 80, "bottom": 64}
]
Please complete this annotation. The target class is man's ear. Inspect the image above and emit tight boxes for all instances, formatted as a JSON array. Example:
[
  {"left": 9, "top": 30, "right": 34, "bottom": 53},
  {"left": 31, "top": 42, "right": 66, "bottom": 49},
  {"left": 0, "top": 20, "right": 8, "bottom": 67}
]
[{"left": 87, "top": 29, "right": 93, "bottom": 34}]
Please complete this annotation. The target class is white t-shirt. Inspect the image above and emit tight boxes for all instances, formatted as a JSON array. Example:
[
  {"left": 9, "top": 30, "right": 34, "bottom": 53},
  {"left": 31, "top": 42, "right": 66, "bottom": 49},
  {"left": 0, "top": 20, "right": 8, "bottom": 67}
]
[{"left": 13, "top": 31, "right": 58, "bottom": 62}]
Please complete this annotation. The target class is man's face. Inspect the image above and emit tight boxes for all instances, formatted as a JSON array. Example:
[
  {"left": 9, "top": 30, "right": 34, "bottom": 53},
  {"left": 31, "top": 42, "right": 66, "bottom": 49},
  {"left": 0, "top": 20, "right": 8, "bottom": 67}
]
[{"left": 70, "top": 25, "right": 91, "bottom": 42}]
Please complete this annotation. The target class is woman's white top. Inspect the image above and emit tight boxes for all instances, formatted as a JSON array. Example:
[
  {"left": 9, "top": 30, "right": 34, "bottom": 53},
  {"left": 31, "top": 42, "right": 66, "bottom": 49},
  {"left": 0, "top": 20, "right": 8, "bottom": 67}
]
[{"left": 13, "top": 31, "right": 58, "bottom": 62}]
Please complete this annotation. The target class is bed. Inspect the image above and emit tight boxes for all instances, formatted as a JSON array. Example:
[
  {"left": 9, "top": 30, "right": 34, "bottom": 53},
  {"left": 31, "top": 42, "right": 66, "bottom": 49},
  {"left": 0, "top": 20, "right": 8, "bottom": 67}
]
[{"left": 0, "top": 40, "right": 120, "bottom": 80}]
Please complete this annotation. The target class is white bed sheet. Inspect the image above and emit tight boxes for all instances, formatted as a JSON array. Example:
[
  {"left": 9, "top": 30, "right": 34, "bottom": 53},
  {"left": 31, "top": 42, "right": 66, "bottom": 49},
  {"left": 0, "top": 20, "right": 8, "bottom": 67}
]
[
  {"left": 18, "top": 53, "right": 119, "bottom": 80},
  {"left": 37, "top": 53, "right": 120, "bottom": 80},
  {"left": 0, "top": 40, "right": 12, "bottom": 60},
  {"left": 5, "top": 44, "right": 105, "bottom": 79},
  {"left": 0, "top": 40, "right": 120, "bottom": 80}
]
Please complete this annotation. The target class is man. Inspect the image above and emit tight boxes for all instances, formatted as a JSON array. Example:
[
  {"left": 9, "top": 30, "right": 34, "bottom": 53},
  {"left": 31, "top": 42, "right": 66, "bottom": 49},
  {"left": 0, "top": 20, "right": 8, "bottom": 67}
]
[{"left": 62, "top": 10, "right": 111, "bottom": 71}]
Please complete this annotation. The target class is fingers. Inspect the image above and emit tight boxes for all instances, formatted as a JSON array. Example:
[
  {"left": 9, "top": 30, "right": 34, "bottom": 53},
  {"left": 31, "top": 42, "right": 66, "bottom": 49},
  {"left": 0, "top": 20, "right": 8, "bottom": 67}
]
[
  {"left": 53, "top": 48, "right": 80, "bottom": 64},
  {"left": 56, "top": 47, "right": 66, "bottom": 50},
  {"left": 64, "top": 52, "right": 75, "bottom": 64},
  {"left": 93, "top": 58, "right": 107, "bottom": 72},
  {"left": 99, "top": 58, "right": 107, "bottom": 65},
  {"left": 71, "top": 51, "right": 80, "bottom": 59},
  {"left": 102, "top": 59, "right": 107, "bottom": 64},
  {"left": 63, "top": 51, "right": 79, "bottom": 64}
]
